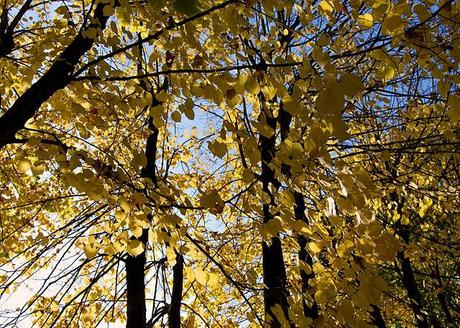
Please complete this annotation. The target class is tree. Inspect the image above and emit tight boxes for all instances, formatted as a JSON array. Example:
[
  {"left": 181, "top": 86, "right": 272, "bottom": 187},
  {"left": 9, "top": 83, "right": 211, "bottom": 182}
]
[{"left": 0, "top": 0, "right": 459, "bottom": 327}]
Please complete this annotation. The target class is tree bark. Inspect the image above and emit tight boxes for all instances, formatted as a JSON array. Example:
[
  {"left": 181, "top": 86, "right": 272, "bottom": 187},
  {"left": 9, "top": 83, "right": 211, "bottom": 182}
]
[
  {"left": 258, "top": 102, "right": 289, "bottom": 327},
  {"left": 434, "top": 260, "right": 452, "bottom": 324},
  {"left": 390, "top": 192, "right": 429, "bottom": 328},
  {"left": 294, "top": 192, "right": 319, "bottom": 319},
  {"left": 127, "top": 111, "right": 159, "bottom": 328},
  {"left": 169, "top": 253, "right": 184, "bottom": 328},
  {"left": 397, "top": 228, "right": 429, "bottom": 328},
  {"left": 279, "top": 98, "right": 318, "bottom": 320},
  {"left": 0, "top": 1, "right": 116, "bottom": 148},
  {"left": 126, "top": 231, "right": 148, "bottom": 328},
  {"left": 370, "top": 304, "right": 387, "bottom": 328}
]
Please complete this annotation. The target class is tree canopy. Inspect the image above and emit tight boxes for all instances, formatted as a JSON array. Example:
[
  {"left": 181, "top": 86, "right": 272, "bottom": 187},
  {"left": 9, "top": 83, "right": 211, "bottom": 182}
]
[{"left": 0, "top": 0, "right": 459, "bottom": 327}]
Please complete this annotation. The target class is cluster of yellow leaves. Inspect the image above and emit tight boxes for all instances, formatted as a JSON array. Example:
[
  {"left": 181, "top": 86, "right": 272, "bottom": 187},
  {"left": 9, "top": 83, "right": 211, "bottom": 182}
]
[{"left": 0, "top": 0, "right": 459, "bottom": 327}]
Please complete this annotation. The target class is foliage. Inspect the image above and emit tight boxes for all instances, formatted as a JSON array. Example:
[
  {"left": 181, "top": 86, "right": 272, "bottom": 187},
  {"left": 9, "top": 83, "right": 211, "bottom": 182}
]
[{"left": 0, "top": 0, "right": 459, "bottom": 327}]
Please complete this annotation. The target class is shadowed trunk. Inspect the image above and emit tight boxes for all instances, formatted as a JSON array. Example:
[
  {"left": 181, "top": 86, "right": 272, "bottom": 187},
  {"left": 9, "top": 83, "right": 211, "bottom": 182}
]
[
  {"left": 294, "top": 192, "right": 319, "bottom": 319},
  {"left": 127, "top": 113, "right": 159, "bottom": 328},
  {"left": 279, "top": 98, "right": 318, "bottom": 320},
  {"left": 258, "top": 100, "right": 289, "bottom": 327},
  {"left": 126, "top": 230, "right": 148, "bottom": 328},
  {"left": 397, "top": 249, "right": 429, "bottom": 328},
  {"left": 390, "top": 192, "right": 429, "bottom": 328},
  {"left": 370, "top": 304, "right": 387, "bottom": 328},
  {"left": 169, "top": 253, "right": 184, "bottom": 328},
  {"left": 0, "top": 1, "right": 117, "bottom": 148},
  {"left": 397, "top": 229, "right": 429, "bottom": 328}
]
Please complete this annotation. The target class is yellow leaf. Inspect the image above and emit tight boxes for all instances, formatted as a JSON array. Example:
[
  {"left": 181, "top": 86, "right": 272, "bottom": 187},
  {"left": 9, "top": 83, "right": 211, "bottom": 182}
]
[
  {"left": 103, "top": 5, "right": 114, "bottom": 16},
  {"left": 316, "top": 88, "right": 344, "bottom": 115},
  {"left": 50, "top": 303, "right": 59, "bottom": 312},
  {"left": 262, "top": 84, "right": 276, "bottom": 100},
  {"left": 315, "top": 282, "right": 336, "bottom": 304},
  {"left": 242, "top": 168, "right": 254, "bottom": 183},
  {"left": 318, "top": 1, "right": 334, "bottom": 16},
  {"left": 312, "top": 46, "right": 329, "bottom": 67},
  {"left": 184, "top": 106, "right": 195, "bottom": 120},
  {"left": 340, "top": 73, "right": 364, "bottom": 96},
  {"left": 299, "top": 261, "right": 312, "bottom": 275},
  {"left": 291, "top": 220, "right": 312, "bottom": 236},
  {"left": 309, "top": 242, "right": 322, "bottom": 254},
  {"left": 84, "top": 28, "right": 98, "bottom": 40},
  {"left": 357, "top": 13, "right": 373, "bottom": 30},
  {"left": 245, "top": 75, "right": 260, "bottom": 94},
  {"left": 163, "top": 214, "right": 182, "bottom": 227},
  {"left": 127, "top": 240, "right": 144, "bottom": 257},
  {"left": 171, "top": 111, "right": 181, "bottom": 122},
  {"left": 378, "top": 65, "right": 395, "bottom": 81},
  {"left": 382, "top": 15, "right": 404, "bottom": 35},
  {"left": 195, "top": 269, "right": 208, "bottom": 285},
  {"left": 199, "top": 189, "right": 224, "bottom": 210},
  {"left": 17, "top": 159, "right": 32, "bottom": 173},
  {"left": 252, "top": 121, "right": 275, "bottom": 138},
  {"left": 31, "top": 162, "right": 45, "bottom": 176},
  {"left": 84, "top": 243, "right": 97, "bottom": 259},
  {"left": 104, "top": 244, "right": 116, "bottom": 256},
  {"left": 208, "top": 140, "right": 227, "bottom": 158},
  {"left": 166, "top": 247, "right": 176, "bottom": 266},
  {"left": 338, "top": 300, "right": 354, "bottom": 323},
  {"left": 447, "top": 95, "right": 460, "bottom": 122},
  {"left": 55, "top": 6, "right": 68, "bottom": 15},
  {"left": 208, "top": 272, "right": 219, "bottom": 288},
  {"left": 264, "top": 217, "right": 283, "bottom": 237},
  {"left": 271, "top": 304, "right": 289, "bottom": 327},
  {"left": 329, "top": 215, "right": 343, "bottom": 226}
]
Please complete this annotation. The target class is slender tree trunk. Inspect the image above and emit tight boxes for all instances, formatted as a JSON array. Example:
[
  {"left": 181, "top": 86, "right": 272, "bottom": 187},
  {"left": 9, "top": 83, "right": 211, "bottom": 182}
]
[
  {"left": 169, "top": 253, "right": 184, "bottom": 328},
  {"left": 262, "top": 223, "right": 289, "bottom": 327},
  {"left": 258, "top": 102, "right": 289, "bottom": 327},
  {"left": 126, "top": 233, "right": 147, "bottom": 328},
  {"left": 397, "top": 228, "right": 429, "bottom": 328},
  {"left": 278, "top": 98, "right": 318, "bottom": 321},
  {"left": 434, "top": 260, "right": 452, "bottom": 324},
  {"left": 126, "top": 112, "right": 158, "bottom": 328},
  {"left": 390, "top": 192, "right": 429, "bottom": 328},
  {"left": 0, "top": 1, "right": 116, "bottom": 148},
  {"left": 294, "top": 192, "right": 319, "bottom": 319},
  {"left": 397, "top": 251, "right": 428, "bottom": 328},
  {"left": 370, "top": 304, "right": 387, "bottom": 328}
]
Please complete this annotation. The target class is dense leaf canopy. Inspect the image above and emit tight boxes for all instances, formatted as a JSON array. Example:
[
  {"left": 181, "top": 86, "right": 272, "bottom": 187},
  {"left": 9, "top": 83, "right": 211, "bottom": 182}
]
[{"left": 0, "top": 0, "right": 459, "bottom": 327}]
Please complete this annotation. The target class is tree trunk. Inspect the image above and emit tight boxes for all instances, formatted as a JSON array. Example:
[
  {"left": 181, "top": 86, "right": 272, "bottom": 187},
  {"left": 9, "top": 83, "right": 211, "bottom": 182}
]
[
  {"left": 370, "top": 304, "right": 387, "bottom": 328},
  {"left": 169, "top": 253, "right": 184, "bottom": 328},
  {"left": 294, "top": 192, "right": 318, "bottom": 319},
  {"left": 127, "top": 111, "right": 158, "bottom": 328},
  {"left": 0, "top": 1, "right": 115, "bottom": 148},
  {"left": 397, "top": 229, "right": 429, "bottom": 328},
  {"left": 126, "top": 230, "right": 148, "bottom": 328},
  {"left": 258, "top": 102, "right": 289, "bottom": 327},
  {"left": 279, "top": 97, "right": 318, "bottom": 321}
]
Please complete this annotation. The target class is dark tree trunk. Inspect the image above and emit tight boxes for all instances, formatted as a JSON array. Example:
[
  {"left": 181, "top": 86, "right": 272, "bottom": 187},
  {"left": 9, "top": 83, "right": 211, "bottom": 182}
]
[
  {"left": 294, "top": 192, "right": 319, "bottom": 319},
  {"left": 126, "top": 231, "right": 148, "bottom": 328},
  {"left": 434, "top": 260, "right": 452, "bottom": 324},
  {"left": 169, "top": 253, "right": 184, "bottom": 328},
  {"left": 0, "top": 1, "right": 116, "bottom": 148},
  {"left": 262, "top": 225, "right": 289, "bottom": 327},
  {"left": 390, "top": 192, "right": 429, "bottom": 328},
  {"left": 279, "top": 98, "right": 318, "bottom": 321},
  {"left": 127, "top": 112, "right": 158, "bottom": 328},
  {"left": 397, "top": 229, "right": 429, "bottom": 328},
  {"left": 397, "top": 251, "right": 429, "bottom": 328},
  {"left": 370, "top": 304, "right": 387, "bottom": 328},
  {"left": 258, "top": 103, "right": 289, "bottom": 327}
]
